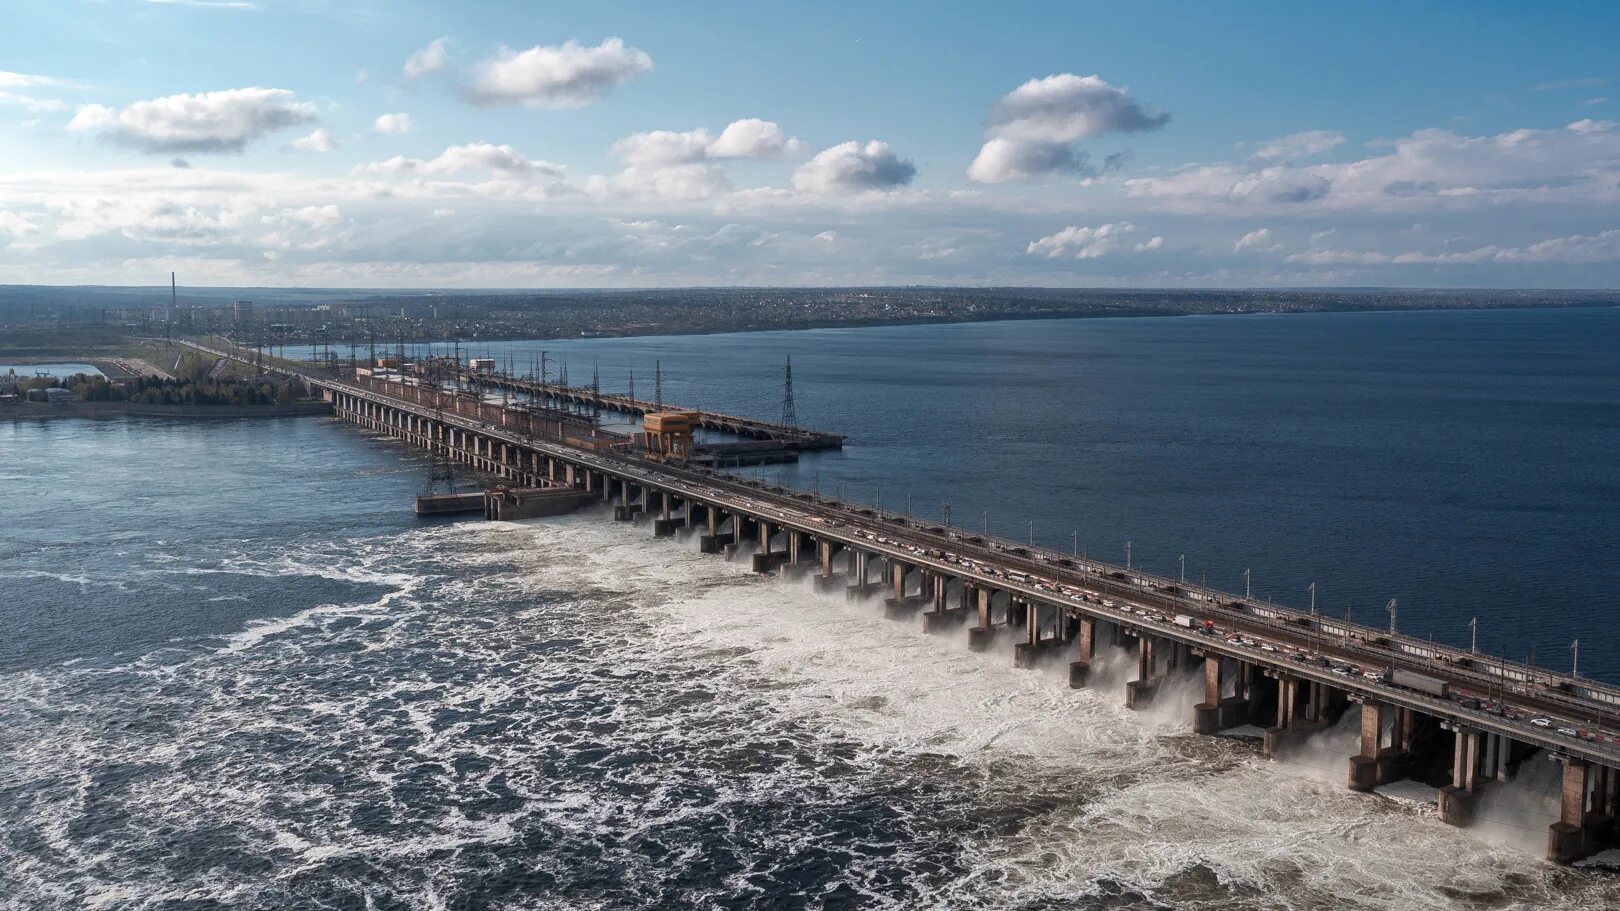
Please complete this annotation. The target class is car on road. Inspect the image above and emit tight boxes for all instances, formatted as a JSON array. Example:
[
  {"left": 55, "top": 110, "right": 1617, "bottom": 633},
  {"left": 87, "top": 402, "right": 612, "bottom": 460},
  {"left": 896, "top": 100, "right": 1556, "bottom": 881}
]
[{"left": 1531, "top": 717, "right": 1553, "bottom": 727}]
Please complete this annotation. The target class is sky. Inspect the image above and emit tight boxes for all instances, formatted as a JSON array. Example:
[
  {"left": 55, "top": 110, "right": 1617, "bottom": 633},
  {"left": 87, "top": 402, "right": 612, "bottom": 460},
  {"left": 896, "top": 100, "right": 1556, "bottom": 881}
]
[{"left": 3, "top": 0, "right": 1620, "bottom": 289}]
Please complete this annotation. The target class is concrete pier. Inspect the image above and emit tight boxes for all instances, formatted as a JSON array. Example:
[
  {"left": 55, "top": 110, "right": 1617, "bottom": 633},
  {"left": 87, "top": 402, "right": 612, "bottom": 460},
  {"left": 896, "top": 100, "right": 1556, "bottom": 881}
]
[
  {"left": 1125, "top": 636, "right": 1158, "bottom": 710},
  {"left": 1348, "top": 701, "right": 1406, "bottom": 792}
]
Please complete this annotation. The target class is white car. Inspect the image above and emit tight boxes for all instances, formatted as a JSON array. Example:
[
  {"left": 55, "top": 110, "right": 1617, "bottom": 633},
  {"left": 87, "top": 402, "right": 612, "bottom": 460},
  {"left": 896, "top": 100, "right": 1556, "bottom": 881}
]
[{"left": 1530, "top": 717, "right": 1553, "bottom": 728}]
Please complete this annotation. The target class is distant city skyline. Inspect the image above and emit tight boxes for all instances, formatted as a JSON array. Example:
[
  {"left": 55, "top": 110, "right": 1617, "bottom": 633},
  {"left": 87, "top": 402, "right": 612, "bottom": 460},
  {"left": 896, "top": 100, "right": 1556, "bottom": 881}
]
[{"left": 3, "top": 1, "right": 1620, "bottom": 287}]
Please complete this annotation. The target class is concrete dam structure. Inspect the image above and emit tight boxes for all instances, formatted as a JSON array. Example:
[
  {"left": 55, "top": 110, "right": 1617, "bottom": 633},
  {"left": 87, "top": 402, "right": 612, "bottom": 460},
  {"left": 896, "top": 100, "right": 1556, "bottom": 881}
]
[{"left": 185, "top": 339, "right": 1620, "bottom": 864}]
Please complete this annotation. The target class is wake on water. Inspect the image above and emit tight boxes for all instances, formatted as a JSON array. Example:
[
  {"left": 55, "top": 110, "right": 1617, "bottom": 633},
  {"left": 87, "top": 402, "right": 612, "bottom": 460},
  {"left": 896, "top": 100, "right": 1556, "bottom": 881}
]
[{"left": 2, "top": 512, "right": 1617, "bottom": 910}]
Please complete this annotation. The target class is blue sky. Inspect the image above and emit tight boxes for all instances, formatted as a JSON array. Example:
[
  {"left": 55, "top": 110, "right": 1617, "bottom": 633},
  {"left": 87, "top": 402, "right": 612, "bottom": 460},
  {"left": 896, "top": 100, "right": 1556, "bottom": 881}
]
[{"left": 3, "top": 0, "right": 1620, "bottom": 287}]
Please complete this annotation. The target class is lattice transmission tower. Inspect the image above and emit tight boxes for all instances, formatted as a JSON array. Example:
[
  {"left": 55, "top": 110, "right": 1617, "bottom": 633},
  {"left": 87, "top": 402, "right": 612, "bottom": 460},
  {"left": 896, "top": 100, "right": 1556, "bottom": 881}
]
[{"left": 781, "top": 355, "right": 797, "bottom": 427}]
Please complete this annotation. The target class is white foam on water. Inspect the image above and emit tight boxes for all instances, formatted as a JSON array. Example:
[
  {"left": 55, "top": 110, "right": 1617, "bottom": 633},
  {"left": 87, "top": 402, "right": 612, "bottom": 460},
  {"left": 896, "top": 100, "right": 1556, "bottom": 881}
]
[
  {"left": 2, "top": 514, "right": 1617, "bottom": 910},
  {"left": 537, "top": 518, "right": 1620, "bottom": 909}
]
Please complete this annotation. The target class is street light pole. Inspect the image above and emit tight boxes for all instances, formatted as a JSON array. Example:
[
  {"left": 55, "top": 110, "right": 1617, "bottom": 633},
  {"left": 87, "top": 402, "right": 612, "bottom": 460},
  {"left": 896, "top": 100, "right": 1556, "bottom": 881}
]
[
  {"left": 1386, "top": 598, "right": 1398, "bottom": 634},
  {"left": 1572, "top": 639, "right": 1581, "bottom": 678},
  {"left": 1027, "top": 520, "right": 1034, "bottom": 547},
  {"left": 1179, "top": 554, "right": 1185, "bottom": 584},
  {"left": 1309, "top": 582, "right": 1316, "bottom": 615},
  {"left": 982, "top": 509, "right": 989, "bottom": 537},
  {"left": 1125, "top": 540, "right": 1132, "bottom": 571},
  {"left": 1243, "top": 568, "right": 1250, "bottom": 599},
  {"left": 1469, "top": 617, "right": 1478, "bottom": 654},
  {"left": 1072, "top": 530, "right": 1079, "bottom": 557}
]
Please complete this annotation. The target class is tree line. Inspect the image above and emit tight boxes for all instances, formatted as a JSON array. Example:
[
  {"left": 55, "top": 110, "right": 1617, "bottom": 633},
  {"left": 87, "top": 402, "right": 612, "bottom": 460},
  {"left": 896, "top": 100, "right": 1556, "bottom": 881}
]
[{"left": 18, "top": 373, "right": 302, "bottom": 406}]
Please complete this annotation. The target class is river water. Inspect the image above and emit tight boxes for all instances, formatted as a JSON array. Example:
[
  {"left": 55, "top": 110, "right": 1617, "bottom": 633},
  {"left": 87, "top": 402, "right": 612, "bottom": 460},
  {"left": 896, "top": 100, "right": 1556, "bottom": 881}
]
[{"left": 3, "top": 307, "right": 1619, "bottom": 909}]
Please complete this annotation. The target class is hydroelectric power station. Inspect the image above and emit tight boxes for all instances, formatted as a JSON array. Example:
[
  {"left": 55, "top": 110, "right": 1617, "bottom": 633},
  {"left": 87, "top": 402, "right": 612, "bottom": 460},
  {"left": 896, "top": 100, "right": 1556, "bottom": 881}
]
[{"left": 184, "top": 338, "right": 1620, "bottom": 864}]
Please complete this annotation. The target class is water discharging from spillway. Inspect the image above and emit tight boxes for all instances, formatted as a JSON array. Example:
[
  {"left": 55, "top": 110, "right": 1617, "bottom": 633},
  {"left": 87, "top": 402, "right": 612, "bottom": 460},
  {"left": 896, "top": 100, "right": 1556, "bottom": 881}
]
[{"left": 3, "top": 514, "right": 1618, "bottom": 909}]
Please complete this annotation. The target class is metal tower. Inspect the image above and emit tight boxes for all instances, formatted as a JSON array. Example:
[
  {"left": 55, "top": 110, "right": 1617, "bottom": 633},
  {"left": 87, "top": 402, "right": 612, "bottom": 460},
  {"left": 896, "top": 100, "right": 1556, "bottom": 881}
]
[
  {"left": 655, "top": 360, "right": 663, "bottom": 409},
  {"left": 591, "top": 362, "right": 601, "bottom": 423},
  {"left": 781, "top": 355, "right": 797, "bottom": 427}
]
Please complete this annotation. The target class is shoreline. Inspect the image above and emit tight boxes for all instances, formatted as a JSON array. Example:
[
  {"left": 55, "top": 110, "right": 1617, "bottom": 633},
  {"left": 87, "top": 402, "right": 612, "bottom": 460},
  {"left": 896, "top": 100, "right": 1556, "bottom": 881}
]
[
  {"left": 6, "top": 301, "right": 1618, "bottom": 361},
  {"left": 282, "top": 298, "right": 1620, "bottom": 349},
  {"left": 1, "top": 401, "right": 333, "bottom": 421}
]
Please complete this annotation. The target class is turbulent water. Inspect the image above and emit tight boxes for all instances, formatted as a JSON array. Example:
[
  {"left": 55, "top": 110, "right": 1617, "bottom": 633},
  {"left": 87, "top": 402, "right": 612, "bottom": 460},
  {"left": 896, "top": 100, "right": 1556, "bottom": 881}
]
[{"left": 5, "top": 308, "right": 1620, "bottom": 909}]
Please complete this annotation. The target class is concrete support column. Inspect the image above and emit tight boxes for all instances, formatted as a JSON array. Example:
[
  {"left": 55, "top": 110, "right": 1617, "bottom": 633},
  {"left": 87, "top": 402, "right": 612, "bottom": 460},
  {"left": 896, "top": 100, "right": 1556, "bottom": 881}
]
[
  {"left": 1349, "top": 701, "right": 1394, "bottom": 792},
  {"left": 818, "top": 540, "right": 836, "bottom": 576},
  {"left": 1439, "top": 728, "right": 1483, "bottom": 826},
  {"left": 890, "top": 561, "right": 907, "bottom": 600},
  {"left": 1068, "top": 615, "right": 1096, "bottom": 688},
  {"left": 968, "top": 587, "right": 996, "bottom": 651},
  {"left": 1126, "top": 636, "right": 1158, "bottom": 709},
  {"left": 1276, "top": 676, "right": 1297, "bottom": 729},
  {"left": 1194, "top": 656, "right": 1224, "bottom": 734},
  {"left": 1549, "top": 758, "right": 1594, "bottom": 863}
]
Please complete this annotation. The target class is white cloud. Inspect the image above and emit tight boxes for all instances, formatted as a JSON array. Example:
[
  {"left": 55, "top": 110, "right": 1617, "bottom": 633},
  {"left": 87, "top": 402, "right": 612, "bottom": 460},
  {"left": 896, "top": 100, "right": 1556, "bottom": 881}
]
[
  {"left": 290, "top": 128, "right": 336, "bottom": 153},
  {"left": 373, "top": 112, "right": 415, "bottom": 134},
  {"left": 469, "top": 38, "right": 652, "bottom": 108},
  {"left": 587, "top": 163, "right": 732, "bottom": 200},
  {"left": 968, "top": 138, "right": 1081, "bottom": 183},
  {"left": 0, "top": 211, "right": 40, "bottom": 235},
  {"left": 1026, "top": 222, "right": 1149, "bottom": 259},
  {"left": 0, "top": 90, "right": 64, "bottom": 112},
  {"left": 988, "top": 74, "right": 1168, "bottom": 143},
  {"left": 432, "top": 207, "right": 455, "bottom": 218},
  {"left": 1134, "top": 235, "right": 1164, "bottom": 252},
  {"left": 67, "top": 87, "right": 316, "bottom": 153},
  {"left": 969, "top": 74, "right": 1166, "bottom": 182},
  {"left": 1128, "top": 120, "right": 1620, "bottom": 213},
  {"left": 1253, "top": 130, "right": 1346, "bottom": 160},
  {"left": 1567, "top": 118, "right": 1616, "bottom": 134},
  {"left": 1127, "top": 163, "right": 1332, "bottom": 207},
  {"left": 814, "top": 230, "right": 839, "bottom": 243},
  {"left": 1287, "top": 229, "right": 1620, "bottom": 267},
  {"left": 611, "top": 128, "right": 713, "bottom": 166},
  {"left": 707, "top": 118, "right": 803, "bottom": 159},
  {"left": 404, "top": 37, "right": 452, "bottom": 80},
  {"left": 0, "top": 71, "right": 66, "bottom": 89},
  {"left": 610, "top": 118, "right": 802, "bottom": 169},
  {"left": 362, "top": 142, "right": 565, "bottom": 178},
  {"left": 1234, "top": 227, "right": 1276, "bottom": 252},
  {"left": 792, "top": 141, "right": 916, "bottom": 193},
  {"left": 264, "top": 204, "right": 342, "bottom": 229}
]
